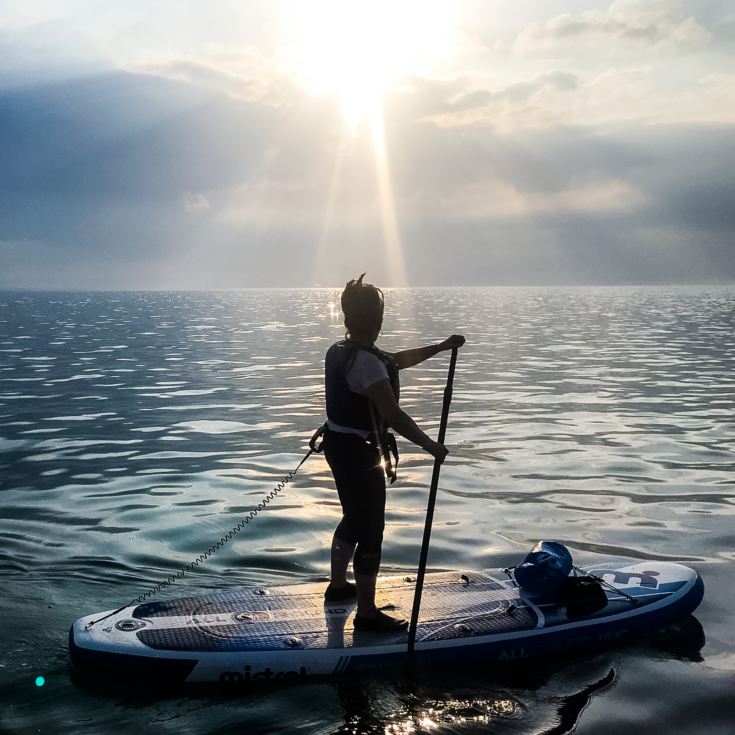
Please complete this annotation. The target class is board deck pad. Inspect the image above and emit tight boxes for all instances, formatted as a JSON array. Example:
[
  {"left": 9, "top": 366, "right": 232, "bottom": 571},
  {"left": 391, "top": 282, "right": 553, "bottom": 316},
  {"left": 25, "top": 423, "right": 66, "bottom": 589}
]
[
  {"left": 70, "top": 561, "right": 704, "bottom": 682},
  {"left": 133, "top": 572, "right": 536, "bottom": 652}
]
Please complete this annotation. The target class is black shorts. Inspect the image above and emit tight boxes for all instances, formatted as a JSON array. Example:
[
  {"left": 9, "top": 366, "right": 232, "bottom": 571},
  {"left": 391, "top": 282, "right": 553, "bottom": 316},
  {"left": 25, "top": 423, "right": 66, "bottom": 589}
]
[{"left": 323, "top": 428, "right": 386, "bottom": 575}]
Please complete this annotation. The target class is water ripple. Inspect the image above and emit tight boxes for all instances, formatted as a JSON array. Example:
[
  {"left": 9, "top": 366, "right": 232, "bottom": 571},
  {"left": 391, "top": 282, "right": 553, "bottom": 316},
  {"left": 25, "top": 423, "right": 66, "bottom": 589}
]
[{"left": 0, "top": 286, "right": 733, "bottom": 733}]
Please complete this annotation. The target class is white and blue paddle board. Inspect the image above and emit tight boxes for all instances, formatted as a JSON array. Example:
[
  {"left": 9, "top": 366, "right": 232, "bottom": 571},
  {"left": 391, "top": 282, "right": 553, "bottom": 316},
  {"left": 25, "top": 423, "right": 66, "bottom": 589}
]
[{"left": 69, "top": 559, "right": 703, "bottom": 685}]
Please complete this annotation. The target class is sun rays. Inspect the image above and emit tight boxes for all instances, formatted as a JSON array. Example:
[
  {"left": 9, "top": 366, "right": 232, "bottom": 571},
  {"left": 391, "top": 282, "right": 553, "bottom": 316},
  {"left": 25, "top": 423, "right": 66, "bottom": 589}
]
[{"left": 280, "top": 0, "right": 452, "bottom": 286}]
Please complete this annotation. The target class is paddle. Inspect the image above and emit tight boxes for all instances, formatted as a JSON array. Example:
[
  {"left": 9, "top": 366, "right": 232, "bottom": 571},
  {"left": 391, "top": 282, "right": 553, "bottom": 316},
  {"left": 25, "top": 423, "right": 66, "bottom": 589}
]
[{"left": 407, "top": 346, "right": 459, "bottom": 656}]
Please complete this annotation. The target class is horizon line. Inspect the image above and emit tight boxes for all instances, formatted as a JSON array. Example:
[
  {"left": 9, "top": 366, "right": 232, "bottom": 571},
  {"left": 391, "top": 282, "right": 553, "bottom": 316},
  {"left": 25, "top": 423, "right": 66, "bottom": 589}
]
[{"left": 2, "top": 281, "right": 735, "bottom": 293}]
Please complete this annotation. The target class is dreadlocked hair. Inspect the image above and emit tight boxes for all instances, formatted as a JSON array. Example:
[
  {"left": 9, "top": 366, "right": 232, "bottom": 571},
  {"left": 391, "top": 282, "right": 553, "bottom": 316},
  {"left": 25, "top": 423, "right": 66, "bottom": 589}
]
[{"left": 341, "top": 273, "right": 384, "bottom": 341}]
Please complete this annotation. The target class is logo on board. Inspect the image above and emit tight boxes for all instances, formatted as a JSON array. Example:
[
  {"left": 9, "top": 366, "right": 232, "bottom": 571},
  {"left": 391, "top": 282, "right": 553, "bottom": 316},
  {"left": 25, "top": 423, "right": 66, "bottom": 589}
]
[
  {"left": 596, "top": 570, "right": 659, "bottom": 589},
  {"left": 219, "top": 666, "right": 307, "bottom": 684}
]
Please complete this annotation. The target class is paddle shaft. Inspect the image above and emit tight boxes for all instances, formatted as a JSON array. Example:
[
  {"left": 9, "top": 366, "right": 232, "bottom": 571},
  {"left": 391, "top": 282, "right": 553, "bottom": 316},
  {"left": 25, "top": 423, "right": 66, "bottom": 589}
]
[{"left": 407, "top": 347, "right": 458, "bottom": 656}]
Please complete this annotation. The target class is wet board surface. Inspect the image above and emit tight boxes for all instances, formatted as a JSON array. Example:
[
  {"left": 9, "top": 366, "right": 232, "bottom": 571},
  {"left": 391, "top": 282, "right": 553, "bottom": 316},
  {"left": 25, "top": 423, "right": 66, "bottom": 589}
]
[{"left": 69, "top": 561, "right": 704, "bottom": 683}]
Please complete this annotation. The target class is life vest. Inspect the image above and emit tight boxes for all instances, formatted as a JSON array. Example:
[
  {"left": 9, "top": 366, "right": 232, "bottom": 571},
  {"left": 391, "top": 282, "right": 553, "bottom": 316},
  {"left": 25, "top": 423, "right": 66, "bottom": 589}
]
[
  {"left": 324, "top": 340, "right": 400, "bottom": 483},
  {"left": 325, "top": 340, "right": 399, "bottom": 433}
]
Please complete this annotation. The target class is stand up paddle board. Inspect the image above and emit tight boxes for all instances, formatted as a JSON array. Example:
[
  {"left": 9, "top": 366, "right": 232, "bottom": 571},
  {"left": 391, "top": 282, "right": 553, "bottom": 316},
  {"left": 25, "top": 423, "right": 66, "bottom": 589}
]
[{"left": 69, "top": 559, "right": 703, "bottom": 685}]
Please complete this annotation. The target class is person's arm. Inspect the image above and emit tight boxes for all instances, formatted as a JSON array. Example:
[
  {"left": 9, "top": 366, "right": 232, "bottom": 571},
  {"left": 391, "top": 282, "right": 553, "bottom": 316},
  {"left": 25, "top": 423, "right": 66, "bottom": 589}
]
[
  {"left": 389, "top": 334, "right": 465, "bottom": 370},
  {"left": 365, "top": 379, "right": 448, "bottom": 463}
]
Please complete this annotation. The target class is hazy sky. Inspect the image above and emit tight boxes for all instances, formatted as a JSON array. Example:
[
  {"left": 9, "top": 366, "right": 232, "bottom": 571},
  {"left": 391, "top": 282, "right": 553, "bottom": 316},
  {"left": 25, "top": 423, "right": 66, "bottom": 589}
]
[{"left": 1, "top": 0, "right": 733, "bottom": 288}]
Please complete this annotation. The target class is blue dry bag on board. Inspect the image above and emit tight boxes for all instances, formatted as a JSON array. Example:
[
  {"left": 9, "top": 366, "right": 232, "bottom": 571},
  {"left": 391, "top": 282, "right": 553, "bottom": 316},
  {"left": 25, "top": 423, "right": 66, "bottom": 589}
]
[{"left": 513, "top": 541, "right": 573, "bottom": 600}]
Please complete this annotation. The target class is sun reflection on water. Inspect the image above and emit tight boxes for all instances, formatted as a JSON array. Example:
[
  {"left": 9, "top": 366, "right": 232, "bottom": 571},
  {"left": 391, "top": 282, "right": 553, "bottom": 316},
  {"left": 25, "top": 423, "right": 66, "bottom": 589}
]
[{"left": 382, "top": 697, "right": 517, "bottom": 734}]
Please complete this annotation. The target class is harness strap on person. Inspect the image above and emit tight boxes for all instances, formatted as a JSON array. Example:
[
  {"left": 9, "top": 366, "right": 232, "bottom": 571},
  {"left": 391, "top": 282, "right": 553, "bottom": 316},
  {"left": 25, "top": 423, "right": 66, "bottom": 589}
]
[
  {"left": 380, "top": 431, "right": 399, "bottom": 485},
  {"left": 312, "top": 421, "right": 399, "bottom": 484}
]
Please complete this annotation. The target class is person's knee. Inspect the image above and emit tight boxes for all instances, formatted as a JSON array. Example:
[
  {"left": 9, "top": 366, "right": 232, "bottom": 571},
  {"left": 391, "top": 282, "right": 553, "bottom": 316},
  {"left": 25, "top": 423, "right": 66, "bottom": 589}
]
[
  {"left": 332, "top": 535, "right": 355, "bottom": 553},
  {"left": 354, "top": 549, "right": 381, "bottom": 575},
  {"left": 335, "top": 518, "right": 359, "bottom": 546}
]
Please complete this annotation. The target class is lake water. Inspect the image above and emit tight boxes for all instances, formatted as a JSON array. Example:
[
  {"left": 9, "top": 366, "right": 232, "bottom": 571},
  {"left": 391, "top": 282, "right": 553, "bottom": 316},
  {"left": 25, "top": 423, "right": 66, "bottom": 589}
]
[{"left": 1, "top": 286, "right": 733, "bottom": 733}]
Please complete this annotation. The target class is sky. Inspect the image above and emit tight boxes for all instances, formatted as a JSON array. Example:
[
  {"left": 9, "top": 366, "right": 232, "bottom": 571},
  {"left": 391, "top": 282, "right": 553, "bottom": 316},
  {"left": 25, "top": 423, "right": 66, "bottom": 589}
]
[{"left": 0, "top": 0, "right": 733, "bottom": 288}]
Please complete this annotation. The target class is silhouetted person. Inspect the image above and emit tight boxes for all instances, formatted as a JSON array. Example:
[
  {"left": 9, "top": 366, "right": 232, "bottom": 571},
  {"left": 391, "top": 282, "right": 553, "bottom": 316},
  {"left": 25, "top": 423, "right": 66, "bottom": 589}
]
[{"left": 322, "top": 273, "right": 465, "bottom": 632}]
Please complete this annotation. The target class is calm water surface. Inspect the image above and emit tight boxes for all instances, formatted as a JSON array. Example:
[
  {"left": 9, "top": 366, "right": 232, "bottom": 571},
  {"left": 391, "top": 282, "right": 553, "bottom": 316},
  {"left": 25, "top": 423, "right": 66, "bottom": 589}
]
[{"left": 1, "top": 287, "right": 733, "bottom": 733}]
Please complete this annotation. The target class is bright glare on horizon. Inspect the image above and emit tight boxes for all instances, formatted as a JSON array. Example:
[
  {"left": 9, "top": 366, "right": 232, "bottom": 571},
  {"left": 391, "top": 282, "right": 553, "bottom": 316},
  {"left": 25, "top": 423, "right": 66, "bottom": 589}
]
[{"left": 279, "top": 0, "right": 452, "bottom": 130}]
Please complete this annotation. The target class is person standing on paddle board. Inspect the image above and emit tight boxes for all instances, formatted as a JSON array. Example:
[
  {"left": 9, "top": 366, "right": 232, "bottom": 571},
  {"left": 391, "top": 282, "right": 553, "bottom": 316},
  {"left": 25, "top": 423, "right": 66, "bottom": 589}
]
[{"left": 322, "top": 273, "right": 465, "bottom": 632}]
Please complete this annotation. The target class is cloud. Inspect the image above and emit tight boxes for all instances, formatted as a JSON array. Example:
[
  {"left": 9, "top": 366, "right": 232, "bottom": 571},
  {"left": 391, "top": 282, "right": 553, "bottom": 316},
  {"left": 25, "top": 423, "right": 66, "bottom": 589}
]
[
  {"left": 132, "top": 47, "right": 297, "bottom": 106},
  {"left": 381, "top": 71, "right": 583, "bottom": 133},
  {"left": 136, "top": 59, "right": 262, "bottom": 101},
  {"left": 0, "top": 57, "right": 733, "bottom": 288},
  {"left": 451, "top": 71, "right": 579, "bottom": 109},
  {"left": 0, "top": 71, "right": 279, "bottom": 202},
  {"left": 0, "top": 19, "right": 111, "bottom": 86},
  {"left": 403, "top": 62, "right": 735, "bottom": 132},
  {"left": 514, "top": 0, "right": 712, "bottom": 54}
]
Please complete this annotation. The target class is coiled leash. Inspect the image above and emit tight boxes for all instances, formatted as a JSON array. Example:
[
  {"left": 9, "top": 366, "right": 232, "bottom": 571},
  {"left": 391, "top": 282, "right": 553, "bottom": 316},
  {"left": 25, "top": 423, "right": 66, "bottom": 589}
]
[{"left": 85, "top": 425, "right": 327, "bottom": 629}]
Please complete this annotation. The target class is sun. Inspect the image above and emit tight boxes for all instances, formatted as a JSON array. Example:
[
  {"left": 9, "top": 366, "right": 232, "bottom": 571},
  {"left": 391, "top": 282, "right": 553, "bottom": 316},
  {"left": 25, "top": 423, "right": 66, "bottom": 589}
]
[{"left": 279, "top": 0, "right": 452, "bottom": 130}]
